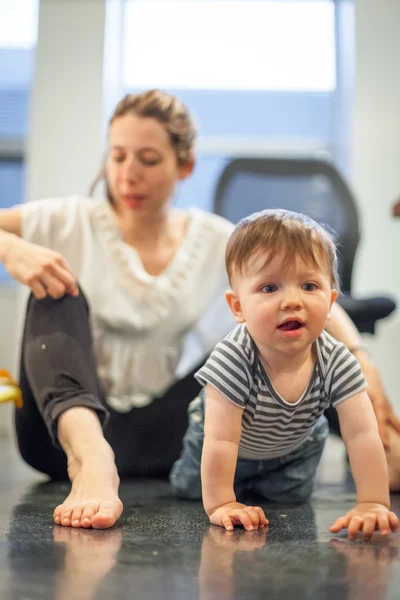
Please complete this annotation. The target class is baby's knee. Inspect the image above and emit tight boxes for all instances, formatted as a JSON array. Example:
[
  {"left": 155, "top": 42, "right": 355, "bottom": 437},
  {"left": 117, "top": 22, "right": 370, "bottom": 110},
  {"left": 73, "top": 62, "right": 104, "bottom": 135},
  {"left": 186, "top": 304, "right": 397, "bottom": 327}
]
[
  {"left": 254, "top": 476, "right": 315, "bottom": 504},
  {"left": 282, "top": 483, "right": 314, "bottom": 504},
  {"left": 171, "top": 483, "right": 202, "bottom": 500},
  {"left": 169, "top": 462, "right": 202, "bottom": 500}
]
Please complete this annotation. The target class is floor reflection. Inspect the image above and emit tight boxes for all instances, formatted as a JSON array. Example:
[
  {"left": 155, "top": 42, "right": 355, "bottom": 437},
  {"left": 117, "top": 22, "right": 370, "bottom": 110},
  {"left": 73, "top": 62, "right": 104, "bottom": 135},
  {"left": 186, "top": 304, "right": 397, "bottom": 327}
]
[
  {"left": 2, "top": 452, "right": 400, "bottom": 600},
  {"left": 328, "top": 537, "right": 398, "bottom": 600},
  {"left": 199, "top": 526, "right": 269, "bottom": 599},
  {"left": 53, "top": 527, "right": 122, "bottom": 600}
]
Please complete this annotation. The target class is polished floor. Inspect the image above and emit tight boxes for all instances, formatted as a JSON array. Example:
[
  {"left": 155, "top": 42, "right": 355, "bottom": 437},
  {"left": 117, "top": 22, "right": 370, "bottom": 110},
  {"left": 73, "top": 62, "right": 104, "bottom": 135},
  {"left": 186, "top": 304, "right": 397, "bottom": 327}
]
[{"left": 1, "top": 435, "right": 400, "bottom": 600}]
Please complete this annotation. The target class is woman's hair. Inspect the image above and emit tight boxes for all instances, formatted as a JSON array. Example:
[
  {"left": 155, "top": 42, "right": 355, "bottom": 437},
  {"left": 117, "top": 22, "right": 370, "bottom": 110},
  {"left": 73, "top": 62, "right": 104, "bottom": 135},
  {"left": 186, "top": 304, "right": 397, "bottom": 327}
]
[
  {"left": 89, "top": 89, "right": 197, "bottom": 198},
  {"left": 225, "top": 209, "right": 340, "bottom": 289}
]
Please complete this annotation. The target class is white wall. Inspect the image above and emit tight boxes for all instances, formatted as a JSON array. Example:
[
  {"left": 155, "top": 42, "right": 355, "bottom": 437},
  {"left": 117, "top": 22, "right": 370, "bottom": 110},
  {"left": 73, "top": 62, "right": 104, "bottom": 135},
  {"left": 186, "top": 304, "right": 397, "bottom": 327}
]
[
  {"left": 351, "top": 0, "right": 400, "bottom": 406},
  {"left": 27, "top": 0, "right": 107, "bottom": 201},
  {"left": 0, "top": 0, "right": 109, "bottom": 435}
]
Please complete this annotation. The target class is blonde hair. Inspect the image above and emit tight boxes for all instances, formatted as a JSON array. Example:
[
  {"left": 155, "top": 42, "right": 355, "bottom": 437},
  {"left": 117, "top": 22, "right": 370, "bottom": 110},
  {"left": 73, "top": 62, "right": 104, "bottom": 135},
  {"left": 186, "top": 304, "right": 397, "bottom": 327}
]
[
  {"left": 225, "top": 209, "right": 340, "bottom": 289},
  {"left": 89, "top": 89, "right": 197, "bottom": 198}
]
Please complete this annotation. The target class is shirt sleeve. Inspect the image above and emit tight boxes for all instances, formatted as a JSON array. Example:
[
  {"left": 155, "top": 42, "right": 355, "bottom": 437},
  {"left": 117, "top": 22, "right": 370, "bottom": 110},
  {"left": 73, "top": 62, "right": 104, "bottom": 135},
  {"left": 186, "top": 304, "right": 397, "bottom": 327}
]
[
  {"left": 324, "top": 343, "right": 367, "bottom": 407},
  {"left": 19, "top": 196, "right": 89, "bottom": 276},
  {"left": 195, "top": 338, "right": 253, "bottom": 409},
  {"left": 20, "top": 196, "right": 80, "bottom": 244}
]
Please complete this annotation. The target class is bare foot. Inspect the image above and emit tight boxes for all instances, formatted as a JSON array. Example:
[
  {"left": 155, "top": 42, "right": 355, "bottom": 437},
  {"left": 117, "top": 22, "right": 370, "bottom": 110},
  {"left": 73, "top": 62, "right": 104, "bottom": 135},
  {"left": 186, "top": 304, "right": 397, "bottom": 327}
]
[{"left": 53, "top": 457, "right": 123, "bottom": 529}]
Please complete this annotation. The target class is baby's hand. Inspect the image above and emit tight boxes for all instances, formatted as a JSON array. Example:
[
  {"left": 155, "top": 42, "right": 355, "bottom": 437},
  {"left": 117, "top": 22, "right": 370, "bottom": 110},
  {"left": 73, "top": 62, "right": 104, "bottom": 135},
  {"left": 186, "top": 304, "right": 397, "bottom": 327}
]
[
  {"left": 208, "top": 502, "right": 269, "bottom": 531},
  {"left": 330, "top": 503, "right": 399, "bottom": 541}
]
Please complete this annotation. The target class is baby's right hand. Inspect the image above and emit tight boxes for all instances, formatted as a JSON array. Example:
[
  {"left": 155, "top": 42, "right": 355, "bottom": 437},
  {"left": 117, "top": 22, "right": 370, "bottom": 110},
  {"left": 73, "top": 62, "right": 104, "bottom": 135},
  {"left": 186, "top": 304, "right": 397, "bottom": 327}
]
[
  {"left": 3, "top": 237, "right": 79, "bottom": 299},
  {"left": 208, "top": 502, "right": 269, "bottom": 531}
]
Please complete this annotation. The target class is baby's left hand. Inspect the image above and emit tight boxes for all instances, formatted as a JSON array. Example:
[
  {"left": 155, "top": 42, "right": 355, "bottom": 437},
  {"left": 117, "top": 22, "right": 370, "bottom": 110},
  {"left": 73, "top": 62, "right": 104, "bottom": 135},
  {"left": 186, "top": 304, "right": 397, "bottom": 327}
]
[{"left": 330, "top": 503, "right": 399, "bottom": 541}]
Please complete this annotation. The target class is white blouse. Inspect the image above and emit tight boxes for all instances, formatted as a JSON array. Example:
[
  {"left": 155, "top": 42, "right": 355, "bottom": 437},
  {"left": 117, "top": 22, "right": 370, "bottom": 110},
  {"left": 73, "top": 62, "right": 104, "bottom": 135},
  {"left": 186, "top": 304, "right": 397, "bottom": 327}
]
[{"left": 20, "top": 197, "right": 235, "bottom": 412}]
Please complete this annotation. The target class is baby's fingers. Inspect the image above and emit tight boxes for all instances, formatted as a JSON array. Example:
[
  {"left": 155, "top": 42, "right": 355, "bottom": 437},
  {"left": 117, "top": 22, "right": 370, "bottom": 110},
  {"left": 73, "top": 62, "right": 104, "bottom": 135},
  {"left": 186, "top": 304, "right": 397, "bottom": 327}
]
[
  {"left": 221, "top": 513, "right": 234, "bottom": 531},
  {"left": 361, "top": 514, "right": 378, "bottom": 541},
  {"left": 254, "top": 506, "right": 269, "bottom": 527},
  {"left": 347, "top": 516, "right": 364, "bottom": 540},
  {"left": 244, "top": 506, "right": 266, "bottom": 530},
  {"left": 329, "top": 515, "right": 350, "bottom": 533},
  {"left": 388, "top": 512, "right": 399, "bottom": 532},
  {"left": 377, "top": 513, "right": 390, "bottom": 537},
  {"left": 229, "top": 510, "right": 255, "bottom": 531}
]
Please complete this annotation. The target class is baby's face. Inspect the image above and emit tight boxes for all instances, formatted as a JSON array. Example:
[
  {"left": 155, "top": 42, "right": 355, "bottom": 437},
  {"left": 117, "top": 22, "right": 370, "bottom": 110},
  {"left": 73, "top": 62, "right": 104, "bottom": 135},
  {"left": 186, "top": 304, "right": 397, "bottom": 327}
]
[{"left": 230, "top": 251, "right": 337, "bottom": 356}]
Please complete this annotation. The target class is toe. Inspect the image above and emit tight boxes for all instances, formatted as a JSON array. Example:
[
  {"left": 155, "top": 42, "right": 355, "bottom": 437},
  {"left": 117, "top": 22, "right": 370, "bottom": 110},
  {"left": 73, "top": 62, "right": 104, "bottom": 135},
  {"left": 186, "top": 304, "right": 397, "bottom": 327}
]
[
  {"left": 71, "top": 505, "right": 85, "bottom": 528},
  {"left": 92, "top": 501, "right": 123, "bottom": 530},
  {"left": 81, "top": 502, "right": 99, "bottom": 528},
  {"left": 54, "top": 504, "right": 65, "bottom": 525},
  {"left": 61, "top": 507, "right": 73, "bottom": 527}
]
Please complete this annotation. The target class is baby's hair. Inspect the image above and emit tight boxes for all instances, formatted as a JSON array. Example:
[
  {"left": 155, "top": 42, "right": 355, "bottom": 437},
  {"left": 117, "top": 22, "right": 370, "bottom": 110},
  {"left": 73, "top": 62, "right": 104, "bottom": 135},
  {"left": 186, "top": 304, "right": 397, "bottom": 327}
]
[
  {"left": 225, "top": 209, "right": 340, "bottom": 289},
  {"left": 89, "top": 89, "right": 197, "bottom": 197}
]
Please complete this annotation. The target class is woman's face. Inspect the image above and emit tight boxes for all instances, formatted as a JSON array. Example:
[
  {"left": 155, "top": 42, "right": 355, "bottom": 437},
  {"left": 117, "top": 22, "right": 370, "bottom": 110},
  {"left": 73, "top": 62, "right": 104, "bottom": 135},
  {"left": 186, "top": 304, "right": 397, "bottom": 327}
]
[{"left": 106, "top": 113, "right": 193, "bottom": 217}]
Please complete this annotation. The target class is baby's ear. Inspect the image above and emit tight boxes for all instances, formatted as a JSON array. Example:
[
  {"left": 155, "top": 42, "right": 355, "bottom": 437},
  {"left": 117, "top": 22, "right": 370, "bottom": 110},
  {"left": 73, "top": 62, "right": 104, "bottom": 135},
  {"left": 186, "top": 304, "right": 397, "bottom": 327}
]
[
  {"left": 327, "top": 289, "right": 339, "bottom": 320},
  {"left": 225, "top": 290, "right": 245, "bottom": 323}
]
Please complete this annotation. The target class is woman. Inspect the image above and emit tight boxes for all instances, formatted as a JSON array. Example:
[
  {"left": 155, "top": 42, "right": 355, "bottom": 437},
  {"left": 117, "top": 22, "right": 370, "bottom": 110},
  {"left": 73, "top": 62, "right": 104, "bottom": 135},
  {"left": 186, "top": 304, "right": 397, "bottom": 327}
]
[{"left": 0, "top": 90, "right": 398, "bottom": 529}]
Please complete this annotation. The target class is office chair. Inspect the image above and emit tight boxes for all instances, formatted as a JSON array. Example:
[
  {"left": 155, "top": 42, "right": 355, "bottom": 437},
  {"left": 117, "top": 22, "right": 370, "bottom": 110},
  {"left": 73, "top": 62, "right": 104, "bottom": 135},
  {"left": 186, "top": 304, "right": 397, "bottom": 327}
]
[{"left": 213, "top": 157, "right": 396, "bottom": 334}]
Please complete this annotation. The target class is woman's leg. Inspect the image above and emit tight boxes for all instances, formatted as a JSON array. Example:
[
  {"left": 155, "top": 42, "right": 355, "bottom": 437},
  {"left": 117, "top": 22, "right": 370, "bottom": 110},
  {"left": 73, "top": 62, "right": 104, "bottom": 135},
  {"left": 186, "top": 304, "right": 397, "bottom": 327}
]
[
  {"left": 108, "top": 369, "right": 203, "bottom": 478},
  {"left": 324, "top": 406, "right": 400, "bottom": 493},
  {"left": 14, "top": 291, "right": 121, "bottom": 529},
  {"left": 15, "top": 352, "right": 68, "bottom": 480},
  {"left": 324, "top": 406, "right": 341, "bottom": 436}
]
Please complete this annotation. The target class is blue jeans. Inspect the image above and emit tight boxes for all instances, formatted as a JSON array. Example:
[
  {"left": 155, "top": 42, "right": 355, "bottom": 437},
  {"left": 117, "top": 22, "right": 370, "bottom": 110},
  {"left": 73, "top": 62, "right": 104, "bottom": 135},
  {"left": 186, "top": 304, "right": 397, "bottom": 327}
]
[{"left": 170, "top": 393, "right": 329, "bottom": 503}]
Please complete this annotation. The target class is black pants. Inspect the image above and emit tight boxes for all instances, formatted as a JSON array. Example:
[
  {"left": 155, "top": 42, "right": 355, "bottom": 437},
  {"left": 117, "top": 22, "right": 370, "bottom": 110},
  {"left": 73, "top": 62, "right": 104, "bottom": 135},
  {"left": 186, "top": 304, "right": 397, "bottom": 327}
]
[{"left": 14, "top": 291, "right": 203, "bottom": 480}]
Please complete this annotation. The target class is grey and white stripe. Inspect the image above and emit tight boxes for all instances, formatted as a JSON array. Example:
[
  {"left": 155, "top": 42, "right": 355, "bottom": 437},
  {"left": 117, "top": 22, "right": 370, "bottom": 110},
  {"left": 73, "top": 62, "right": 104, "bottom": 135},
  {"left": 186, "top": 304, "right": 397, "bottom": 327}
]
[{"left": 195, "top": 325, "right": 366, "bottom": 459}]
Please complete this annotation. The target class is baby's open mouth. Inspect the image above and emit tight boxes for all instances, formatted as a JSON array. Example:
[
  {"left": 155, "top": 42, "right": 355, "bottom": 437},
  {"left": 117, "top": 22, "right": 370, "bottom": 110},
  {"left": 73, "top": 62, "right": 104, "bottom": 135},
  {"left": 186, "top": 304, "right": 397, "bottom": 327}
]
[{"left": 278, "top": 320, "right": 304, "bottom": 331}]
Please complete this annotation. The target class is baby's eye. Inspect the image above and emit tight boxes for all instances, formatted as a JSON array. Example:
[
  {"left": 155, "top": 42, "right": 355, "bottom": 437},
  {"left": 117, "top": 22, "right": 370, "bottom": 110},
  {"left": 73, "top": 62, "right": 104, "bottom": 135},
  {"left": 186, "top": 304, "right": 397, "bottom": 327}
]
[
  {"left": 260, "top": 284, "right": 277, "bottom": 293},
  {"left": 302, "top": 282, "right": 317, "bottom": 292}
]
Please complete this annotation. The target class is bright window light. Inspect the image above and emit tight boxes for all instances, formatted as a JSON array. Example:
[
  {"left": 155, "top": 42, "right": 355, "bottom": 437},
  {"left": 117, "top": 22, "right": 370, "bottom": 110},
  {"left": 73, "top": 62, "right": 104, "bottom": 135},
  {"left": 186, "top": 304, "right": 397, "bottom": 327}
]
[
  {"left": 122, "top": 0, "right": 336, "bottom": 91},
  {"left": 0, "top": 0, "right": 39, "bottom": 49}
]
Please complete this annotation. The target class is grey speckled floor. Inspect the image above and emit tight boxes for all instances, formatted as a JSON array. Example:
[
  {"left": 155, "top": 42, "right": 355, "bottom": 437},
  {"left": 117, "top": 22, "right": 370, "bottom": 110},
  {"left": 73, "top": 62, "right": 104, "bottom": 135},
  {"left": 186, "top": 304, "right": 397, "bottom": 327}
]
[{"left": 1, "top": 435, "right": 400, "bottom": 600}]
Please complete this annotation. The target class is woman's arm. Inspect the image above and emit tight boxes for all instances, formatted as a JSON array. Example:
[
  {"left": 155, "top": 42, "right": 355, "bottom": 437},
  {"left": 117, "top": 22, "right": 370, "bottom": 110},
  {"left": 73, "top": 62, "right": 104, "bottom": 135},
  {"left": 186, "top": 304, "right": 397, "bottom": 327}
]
[
  {"left": 0, "top": 208, "right": 23, "bottom": 263},
  {"left": 326, "top": 302, "right": 364, "bottom": 348},
  {"left": 0, "top": 207, "right": 22, "bottom": 237},
  {"left": 0, "top": 207, "right": 78, "bottom": 298}
]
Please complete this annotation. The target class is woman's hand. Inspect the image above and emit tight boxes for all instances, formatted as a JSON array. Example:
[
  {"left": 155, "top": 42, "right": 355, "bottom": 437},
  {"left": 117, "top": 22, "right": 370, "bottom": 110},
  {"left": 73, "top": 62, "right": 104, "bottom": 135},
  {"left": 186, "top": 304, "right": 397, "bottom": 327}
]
[
  {"left": 3, "top": 236, "right": 79, "bottom": 299},
  {"left": 354, "top": 349, "right": 400, "bottom": 448},
  {"left": 208, "top": 502, "right": 269, "bottom": 531},
  {"left": 329, "top": 503, "right": 399, "bottom": 541}
]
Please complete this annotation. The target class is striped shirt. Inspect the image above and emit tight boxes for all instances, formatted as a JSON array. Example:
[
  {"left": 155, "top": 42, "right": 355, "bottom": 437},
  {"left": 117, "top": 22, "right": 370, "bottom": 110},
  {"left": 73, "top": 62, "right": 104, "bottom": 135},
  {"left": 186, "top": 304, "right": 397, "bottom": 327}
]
[{"left": 195, "top": 325, "right": 367, "bottom": 459}]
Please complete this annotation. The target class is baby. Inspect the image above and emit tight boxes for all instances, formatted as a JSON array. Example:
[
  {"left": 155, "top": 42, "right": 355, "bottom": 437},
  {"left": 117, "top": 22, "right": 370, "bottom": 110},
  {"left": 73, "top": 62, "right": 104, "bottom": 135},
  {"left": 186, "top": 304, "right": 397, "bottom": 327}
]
[{"left": 171, "top": 209, "right": 399, "bottom": 541}]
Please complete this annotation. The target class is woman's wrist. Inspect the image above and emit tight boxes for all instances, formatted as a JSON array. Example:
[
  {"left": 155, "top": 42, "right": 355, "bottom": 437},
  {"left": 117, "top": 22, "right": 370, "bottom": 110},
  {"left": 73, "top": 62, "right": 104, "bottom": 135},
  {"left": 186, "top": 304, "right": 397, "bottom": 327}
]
[
  {"left": 0, "top": 229, "right": 18, "bottom": 263},
  {"left": 349, "top": 345, "right": 374, "bottom": 361}
]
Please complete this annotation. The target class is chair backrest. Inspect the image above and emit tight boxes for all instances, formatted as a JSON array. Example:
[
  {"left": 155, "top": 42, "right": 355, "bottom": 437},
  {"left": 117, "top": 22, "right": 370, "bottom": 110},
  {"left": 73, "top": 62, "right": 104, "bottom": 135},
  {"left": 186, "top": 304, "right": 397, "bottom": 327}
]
[{"left": 213, "top": 157, "right": 360, "bottom": 294}]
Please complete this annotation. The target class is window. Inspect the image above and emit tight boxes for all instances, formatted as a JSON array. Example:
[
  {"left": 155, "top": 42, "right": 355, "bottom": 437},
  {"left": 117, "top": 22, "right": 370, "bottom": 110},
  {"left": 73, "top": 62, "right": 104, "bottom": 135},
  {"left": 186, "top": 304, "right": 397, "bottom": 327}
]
[
  {"left": 0, "top": 0, "right": 39, "bottom": 281},
  {"left": 121, "top": 0, "right": 343, "bottom": 214},
  {"left": 0, "top": 0, "right": 39, "bottom": 49},
  {"left": 122, "top": 0, "right": 335, "bottom": 92}
]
